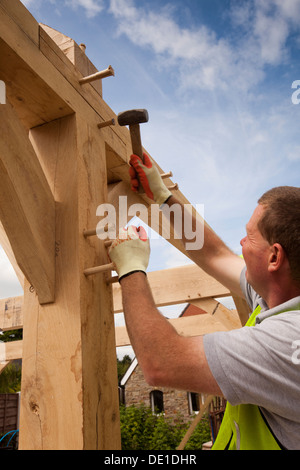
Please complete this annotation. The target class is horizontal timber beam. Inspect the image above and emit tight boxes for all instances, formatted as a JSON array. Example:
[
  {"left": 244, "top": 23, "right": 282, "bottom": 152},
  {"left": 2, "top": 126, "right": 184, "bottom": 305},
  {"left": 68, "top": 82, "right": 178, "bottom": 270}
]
[
  {"left": 0, "top": 264, "right": 231, "bottom": 330},
  {"left": 0, "top": 265, "right": 232, "bottom": 330},
  {"left": 0, "top": 340, "right": 23, "bottom": 362},
  {"left": 0, "top": 296, "right": 23, "bottom": 332},
  {"left": 116, "top": 311, "right": 241, "bottom": 348},
  {"left": 0, "top": 309, "right": 240, "bottom": 362},
  {"left": 113, "top": 264, "right": 231, "bottom": 313}
]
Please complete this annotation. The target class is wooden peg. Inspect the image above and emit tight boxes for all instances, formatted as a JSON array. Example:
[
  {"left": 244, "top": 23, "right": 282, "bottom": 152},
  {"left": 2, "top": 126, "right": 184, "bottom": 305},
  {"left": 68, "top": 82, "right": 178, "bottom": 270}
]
[
  {"left": 83, "top": 224, "right": 114, "bottom": 238},
  {"left": 83, "top": 230, "right": 113, "bottom": 247},
  {"left": 106, "top": 275, "right": 119, "bottom": 284},
  {"left": 97, "top": 118, "right": 115, "bottom": 129},
  {"left": 84, "top": 263, "right": 115, "bottom": 276},
  {"left": 83, "top": 228, "right": 97, "bottom": 238},
  {"left": 167, "top": 183, "right": 179, "bottom": 191},
  {"left": 79, "top": 66, "right": 115, "bottom": 85},
  {"left": 160, "top": 171, "right": 173, "bottom": 179}
]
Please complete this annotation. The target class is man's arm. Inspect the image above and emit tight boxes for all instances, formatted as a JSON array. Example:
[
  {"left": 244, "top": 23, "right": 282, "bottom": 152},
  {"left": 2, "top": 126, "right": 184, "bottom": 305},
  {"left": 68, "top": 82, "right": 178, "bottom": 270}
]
[
  {"left": 165, "top": 195, "right": 245, "bottom": 297},
  {"left": 129, "top": 153, "right": 245, "bottom": 296},
  {"left": 120, "top": 272, "right": 223, "bottom": 396}
]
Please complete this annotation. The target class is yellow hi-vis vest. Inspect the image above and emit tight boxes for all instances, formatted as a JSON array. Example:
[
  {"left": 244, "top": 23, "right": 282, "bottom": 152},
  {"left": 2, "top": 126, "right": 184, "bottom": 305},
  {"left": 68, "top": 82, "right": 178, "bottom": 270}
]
[{"left": 212, "top": 305, "right": 284, "bottom": 450}]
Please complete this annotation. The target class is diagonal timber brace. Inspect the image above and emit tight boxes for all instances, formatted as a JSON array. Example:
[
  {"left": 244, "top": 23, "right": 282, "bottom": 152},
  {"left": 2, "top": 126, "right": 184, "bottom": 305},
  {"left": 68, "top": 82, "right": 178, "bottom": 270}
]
[{"left": 0, "top": 102, "right": 55, "bottom": 304}]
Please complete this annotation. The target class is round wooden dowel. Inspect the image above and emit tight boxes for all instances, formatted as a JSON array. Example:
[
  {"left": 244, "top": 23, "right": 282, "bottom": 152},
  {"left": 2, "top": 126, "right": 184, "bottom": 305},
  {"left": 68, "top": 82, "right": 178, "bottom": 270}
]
[
  {"left": 160, "top": 171, "right": 173, "bottom": 179},
  {"left": 83, "top": 225, "right": 114, "bottom": 239},
  {"left": 97, "top": 118, "right": 115, "bottom": 129},
  {"left": 167, "top": 183, "right": 179, "bottom": 191},
  {"left": 106, "top": 275, "right": 119, "bottom": 284},
  {"left": 83, "top": 228, "right": 97, "bottom": 237},
  {"left": 84, "top": 263, "right": 115, "bottom": 276},
  {"left": 79, "top": 66, "right": 115, "bottom": 85}
]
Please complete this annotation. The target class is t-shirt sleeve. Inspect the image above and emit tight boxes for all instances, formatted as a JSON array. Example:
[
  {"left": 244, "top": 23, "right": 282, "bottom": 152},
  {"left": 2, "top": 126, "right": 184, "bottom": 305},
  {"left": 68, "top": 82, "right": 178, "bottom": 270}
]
[{"left": 203, "top": 312, "right": 300, "bottom": 419}]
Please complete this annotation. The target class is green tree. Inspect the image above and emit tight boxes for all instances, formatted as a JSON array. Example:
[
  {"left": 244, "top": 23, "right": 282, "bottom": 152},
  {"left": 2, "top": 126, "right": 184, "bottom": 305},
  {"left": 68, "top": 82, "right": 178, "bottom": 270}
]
[
  {"left": 120, "top": 403, "right": 211, "bottom": 450},
  {"left": 0, "top": 329, "right": 23, "bottom": 393},
  {"left": 0, "top": 363, "right": 21, "bottom": 393},
  {"left": 117, "top": 354, "right": 132, "bottom": 382},
  {"left": 0, "top": 329, "right": 22, "bottom": 342}
]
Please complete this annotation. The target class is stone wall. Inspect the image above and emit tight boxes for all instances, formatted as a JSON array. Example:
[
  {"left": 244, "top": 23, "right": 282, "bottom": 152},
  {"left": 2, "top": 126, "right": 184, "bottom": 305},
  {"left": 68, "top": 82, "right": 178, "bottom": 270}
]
[{"left": 123, "top": 364, "right": 203, "bottom": 423}]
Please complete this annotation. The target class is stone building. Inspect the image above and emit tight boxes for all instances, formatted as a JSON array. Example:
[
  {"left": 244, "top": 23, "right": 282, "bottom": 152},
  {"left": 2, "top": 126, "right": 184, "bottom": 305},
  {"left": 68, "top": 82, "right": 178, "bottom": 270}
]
[
  {"left": 119, "top": 302, "right": 230, "bottom": 440},
  {"left": 120, "top": 356, "right": 207, "bottom": 423},
  {"left": 119, "top": 304, "right": 211, "bottom": 423}
]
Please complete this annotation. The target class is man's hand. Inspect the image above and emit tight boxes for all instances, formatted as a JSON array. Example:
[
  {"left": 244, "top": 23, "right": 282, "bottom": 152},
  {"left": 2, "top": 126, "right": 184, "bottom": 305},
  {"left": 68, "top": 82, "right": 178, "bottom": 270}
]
[
  {"left": 129, "top": 153, "right": 172, "bottom": 206},
  {"left": 108, "top": 225, "right": 150, "bottom": 281}
]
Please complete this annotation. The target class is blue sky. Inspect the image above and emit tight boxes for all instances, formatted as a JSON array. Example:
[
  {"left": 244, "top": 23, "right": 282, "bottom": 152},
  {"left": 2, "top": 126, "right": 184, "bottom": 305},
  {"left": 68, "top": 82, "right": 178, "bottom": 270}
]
[{"left": 1, "top": 1, "right": 300, "bottom": 321}]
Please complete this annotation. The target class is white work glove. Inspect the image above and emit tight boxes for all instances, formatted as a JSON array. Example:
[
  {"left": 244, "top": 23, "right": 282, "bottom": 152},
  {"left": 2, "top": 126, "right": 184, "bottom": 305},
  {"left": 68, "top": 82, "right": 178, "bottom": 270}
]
[
  {"left": 108, "top": 226, "right": 150, "bottom": 281},
  {"left": 129, "top": 153, "right": 172, "bottom": 207}
]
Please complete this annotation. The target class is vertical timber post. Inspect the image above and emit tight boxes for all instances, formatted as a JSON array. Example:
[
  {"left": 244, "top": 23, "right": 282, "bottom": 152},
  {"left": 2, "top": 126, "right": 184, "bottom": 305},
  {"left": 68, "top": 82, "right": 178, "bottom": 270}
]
[{"left": 19, "top": 114, "right": 121, "bottom": 450}]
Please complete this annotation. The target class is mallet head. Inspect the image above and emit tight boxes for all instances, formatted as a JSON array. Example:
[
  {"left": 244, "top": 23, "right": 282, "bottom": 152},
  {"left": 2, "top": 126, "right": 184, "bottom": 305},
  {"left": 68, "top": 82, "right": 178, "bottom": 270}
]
[{"left": 117, "top": 109, "right": 149, "bottom": 127}]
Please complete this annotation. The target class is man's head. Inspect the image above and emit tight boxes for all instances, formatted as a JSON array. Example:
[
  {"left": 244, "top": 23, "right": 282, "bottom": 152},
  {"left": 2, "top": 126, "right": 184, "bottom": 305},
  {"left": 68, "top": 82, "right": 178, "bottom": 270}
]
[
  {"left": 240, "top": 186, "right": 300, "bottom": 304},
  {"left": 257, "top": 186, "right": 300, "bottom": 287}
]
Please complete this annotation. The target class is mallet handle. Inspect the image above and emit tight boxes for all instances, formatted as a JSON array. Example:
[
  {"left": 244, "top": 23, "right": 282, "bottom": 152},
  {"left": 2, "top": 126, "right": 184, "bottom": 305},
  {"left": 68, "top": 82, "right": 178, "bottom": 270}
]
[{"left": 129, "top": 123, "right": 144, "bottom": 162}]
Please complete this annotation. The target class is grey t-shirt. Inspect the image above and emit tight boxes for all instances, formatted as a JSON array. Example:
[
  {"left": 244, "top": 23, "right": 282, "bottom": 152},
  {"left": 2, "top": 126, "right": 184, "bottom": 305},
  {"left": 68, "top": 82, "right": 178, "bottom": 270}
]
[{"left": 203, "top": 267, "right": 300, "bottom": 450}]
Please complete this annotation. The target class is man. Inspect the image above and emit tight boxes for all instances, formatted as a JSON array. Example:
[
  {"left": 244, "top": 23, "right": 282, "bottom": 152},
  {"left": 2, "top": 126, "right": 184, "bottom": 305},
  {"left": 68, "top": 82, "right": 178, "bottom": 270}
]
[{"left": 108, "top": 153, "right": 300, "bottom": 450}]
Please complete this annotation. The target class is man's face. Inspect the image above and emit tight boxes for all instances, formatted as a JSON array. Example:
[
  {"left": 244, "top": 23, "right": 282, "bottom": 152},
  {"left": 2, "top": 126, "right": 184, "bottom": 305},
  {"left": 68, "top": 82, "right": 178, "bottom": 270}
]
[{"left": 240, "top": 205, "right": 271, "bottom": 294}]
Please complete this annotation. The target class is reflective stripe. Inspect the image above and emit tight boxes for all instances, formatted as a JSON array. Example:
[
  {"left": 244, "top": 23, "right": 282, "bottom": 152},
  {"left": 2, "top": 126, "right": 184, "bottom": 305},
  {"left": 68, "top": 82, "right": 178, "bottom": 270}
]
[{"left": 234, "top": 421, "right": 240, "bottom": 450}]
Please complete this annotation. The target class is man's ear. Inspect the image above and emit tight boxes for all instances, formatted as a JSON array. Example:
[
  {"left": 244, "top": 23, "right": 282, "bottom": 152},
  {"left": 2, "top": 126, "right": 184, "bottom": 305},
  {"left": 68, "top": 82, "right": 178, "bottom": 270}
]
[{"left": 268, "top": 243, "right": 285, "bottom": 273}]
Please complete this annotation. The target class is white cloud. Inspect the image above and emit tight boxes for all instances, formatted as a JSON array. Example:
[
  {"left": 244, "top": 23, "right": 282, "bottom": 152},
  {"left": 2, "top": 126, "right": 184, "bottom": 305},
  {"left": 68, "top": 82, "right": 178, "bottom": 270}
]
[
  {"left": 107, "top": 1, "right": 300, "bottom": 243},
  {"left": 231, "top": 0, "right": 300, "bottom": 66},
  {"left": 21, "top": 0, "right": 58, "bottom": 10},
  {"left": 109, "top": 0, "right": 300, "bottom": 93},
  {"left": 109, "top": 0, "right": 238, "bottom": 92},
  {"left": 21, "top": 0, "right": 104, "bottom": 18},
  {"left": 65, "top": 0, "right": 104, "bottom": 18},
  {"left": 271, "top": 0, "right": 300, "bottom": 23},
  {"left": 21, "top": 0, "right": 36, "bottom": 6},
  {"left": 254, "top": 14, "right": 289, "bottom": 65}
]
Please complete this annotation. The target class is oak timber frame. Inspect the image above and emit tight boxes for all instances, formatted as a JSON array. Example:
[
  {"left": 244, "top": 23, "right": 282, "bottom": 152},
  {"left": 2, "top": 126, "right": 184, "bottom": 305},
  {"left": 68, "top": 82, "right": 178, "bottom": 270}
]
[{"left": 0, "top": 0, "right": 250, "bottom": 450}]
